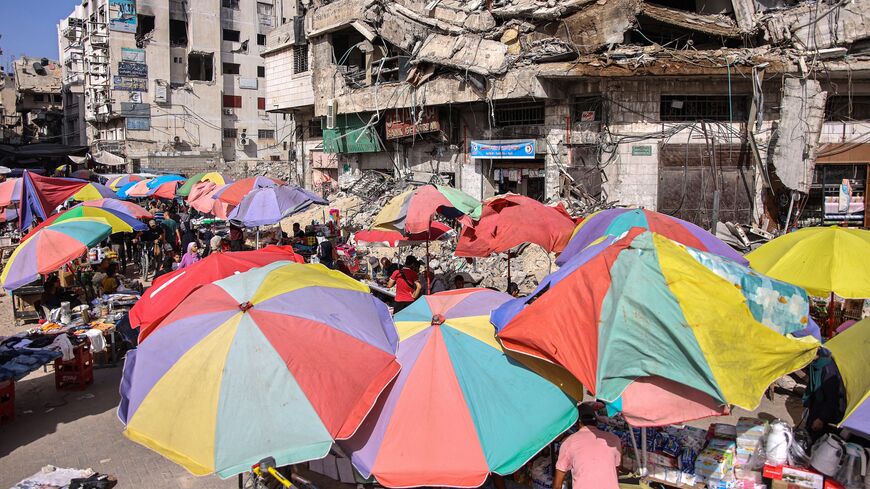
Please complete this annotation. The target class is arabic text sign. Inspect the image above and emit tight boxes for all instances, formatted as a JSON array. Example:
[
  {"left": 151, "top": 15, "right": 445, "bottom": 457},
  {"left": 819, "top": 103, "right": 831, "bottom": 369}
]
[
  {"left": 113, "top": 76, "right": 147, "bottom": 92},
  {"left": 469, "top": 140, "right": 536, "bottom": 159},
  {"left": 385, "top": 107, "right": 440, "bottom": 140},
  {"left": 118, "top": 61, "right": 148, "bottom": 78},
  {"left": 121, "top": 48, "right": 146, "bottom": 63}
]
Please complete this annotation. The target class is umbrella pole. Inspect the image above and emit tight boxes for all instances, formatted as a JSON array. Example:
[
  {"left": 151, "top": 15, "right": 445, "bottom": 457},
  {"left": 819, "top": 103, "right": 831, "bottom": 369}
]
[
  {"left": 827, "top": 291, "right": 835, "bottom": 338},
  {"left": 627, "top": 422, "right": 646, "bottom": 478},
  {"left": 256, "top": 228, "right": 260, "bottom": 250},
  {"left": 425, "top": 238, "right": 431, "bottom": 294},
  {"left": 507, "top": 253, "right": 511, "bottom": 285}
]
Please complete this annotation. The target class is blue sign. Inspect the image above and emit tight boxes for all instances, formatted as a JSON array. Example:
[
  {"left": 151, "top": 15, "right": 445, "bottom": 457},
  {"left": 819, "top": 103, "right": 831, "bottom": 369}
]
[
  {"left": 108, "top": 0, "right": 137, "bottom": 33},
  {"left": 126, "top": 117, "right": 150, "bottom": 131},
  {"left": 118, "top": 61, "right": 147, "bottom": 78},
  {"left": 469, "top": 140, "right": 536, "bottom": 159}
]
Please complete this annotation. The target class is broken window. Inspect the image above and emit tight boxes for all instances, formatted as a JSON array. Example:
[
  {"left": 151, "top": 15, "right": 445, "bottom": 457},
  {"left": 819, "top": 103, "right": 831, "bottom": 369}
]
[
  {"left": 223, "top": 29, "right": 241, "bottom": 42},
  {"left": 169, "top": 19, "right": 188, "bottom": 47},
  {"left": 494, "top": 100, "right": 545, "bottom": 127},
  {"left": 135, "top": 14, "right": 155, "bottom": 41},
  {"left": 294, "top": 44, "right": 309, "bottom": 74},
  {"left": 308, "top": 118, "right": 324, "bottom": 138},
  {"left": 223, "top": 128, "right": 238, "bottom": 139},
  {"left": 223, "top": 95, "right": 242, "bottom": 108},
  {"left": 569, "top": 145, "right": 603, "bottom": 199},
  {"left": 660, "top": 95, "right": 749, "bottom": 122},
  {"left": 221, "top": 0, "right": 239, "bottom": 9},
  {"left": 573, "top": 96, "right": 604, "bottom": 123},
  {"left": 258, "top": 129, "right": 275, "bottom": 139},
  {"left": 222, "top": 62, "right": 240, "bottom": 75},
  {"left": 331, "top": 29, "right": 366, "bottom": 87},
  {"left": 33, "top": 94, "right": 45, "bottom": 102},
  {"left": 825, "top": 96, "right": 870, "bottom": 121},
  {"left": 257, "top": 66, "right": 265, "bottom": 77},
  {"left": 188, "top": 52, "right": 214, "bottom": 81},
  {"left": 257, "top": 34, "right": 266, "bottom": 46}
]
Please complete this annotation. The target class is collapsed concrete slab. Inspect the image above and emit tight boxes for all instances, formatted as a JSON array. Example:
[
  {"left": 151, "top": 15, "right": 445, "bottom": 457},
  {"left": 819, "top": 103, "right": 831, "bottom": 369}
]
[
  {"left": 534, "top": 0, "right": 640, "bottom": 54},
  {"left": 768, "top": 77, "right": 827, "bottom": 193},
  {"left": 764, "top": 0, "right": 870, "bottom": 49},
  {"left": 414, "top": 33, "right": 510, "bottom": 75},
  {"left": 307, "top": 0, "right": 380, "bottom": 37},
  {"left": 641, "top": 2, "right": 742, "bottom": 38}
]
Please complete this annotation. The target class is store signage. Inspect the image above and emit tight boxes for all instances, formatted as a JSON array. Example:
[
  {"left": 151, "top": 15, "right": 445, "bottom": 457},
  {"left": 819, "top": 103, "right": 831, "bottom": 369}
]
[
  {"left": 239, "top": 78, "right": 258, "bottom": 89},
  {"left": 118, "top": 61, "right": 148, "bottom": 78},
  {"left": 470, "top": 140, "right": 536, "bottom": 159},
  {"left": 120, "top": 103, "right": 151, "bottom": 117},
  {"left": 385, "top": 107, "right": 440, "bottom": 139},
  {"left": 121, "top": 48, "right": 146, "bottom": 63},
  {"left": 631, "top": 145, "right": 653, "bottom": 156},
  {"left": 126, "top": 117, "right": 150, "bottom": 131},
  {"left": 113, "top": 76, "right": 147, "bottom": 92},
  {"left": 108, "top": 0, "right": 137, "bottom": 33}
]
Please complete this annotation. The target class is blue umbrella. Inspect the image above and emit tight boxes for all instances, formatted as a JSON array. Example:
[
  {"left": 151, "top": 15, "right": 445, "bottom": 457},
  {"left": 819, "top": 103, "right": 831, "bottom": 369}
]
[
  {"left": 146, "top": 175, "right": 186, "bottom": 189},
  {"left": 116, "top": 181, "right": 140, "bottom": 200},
  {"left": 228, "top": 185, "right": 327, "bottom": 227}
]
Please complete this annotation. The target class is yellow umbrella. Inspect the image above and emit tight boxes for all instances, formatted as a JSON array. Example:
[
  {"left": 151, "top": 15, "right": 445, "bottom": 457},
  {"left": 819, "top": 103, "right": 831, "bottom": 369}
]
[
  {"left": 826, "top": 317, "right": 870, "bottom": 436},
  {"left": 746, "top": 226, "right": 870, "bottom": 299},
  {"left": 55, "top": 208, "right": 136, "bottom": 234}
]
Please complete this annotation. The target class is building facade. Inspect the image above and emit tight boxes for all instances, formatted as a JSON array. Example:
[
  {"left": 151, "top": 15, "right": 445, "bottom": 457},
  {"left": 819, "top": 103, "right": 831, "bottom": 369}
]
[
  {"left": 10, "top": 57, "right": 64, "bottom": 144},
  {"left": 264, "top": 0, "right": 870, "bottom": 232},
  {"left": 59, "top": 0, "right": 292, "bottom": 175}
]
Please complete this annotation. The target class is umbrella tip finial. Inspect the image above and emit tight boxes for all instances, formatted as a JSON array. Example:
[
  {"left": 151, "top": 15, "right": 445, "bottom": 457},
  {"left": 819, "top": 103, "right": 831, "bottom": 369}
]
[
  {"left": 431, "top": 314, "right": 445, "bottom": 326},
  {"left": 239, "top": 301, "right": 253, "bottom": 312}
]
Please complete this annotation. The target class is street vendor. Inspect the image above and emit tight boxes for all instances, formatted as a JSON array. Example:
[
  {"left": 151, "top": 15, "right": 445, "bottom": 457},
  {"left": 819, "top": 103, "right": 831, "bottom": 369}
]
[
  {"left": 388, "top": 256, "right": 422, "bottom": 312},
  {"left": 552, "top": 403, "right": 622, "bottom": 489},
  {"left": 40, "top": 275, "right": 81, "bottom": 311}
]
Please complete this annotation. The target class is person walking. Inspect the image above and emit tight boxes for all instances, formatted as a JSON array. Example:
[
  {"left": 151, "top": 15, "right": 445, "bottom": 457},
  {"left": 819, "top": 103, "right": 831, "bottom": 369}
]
[{"left": 552, "top": 403, "right": 622, "bottom": 489}]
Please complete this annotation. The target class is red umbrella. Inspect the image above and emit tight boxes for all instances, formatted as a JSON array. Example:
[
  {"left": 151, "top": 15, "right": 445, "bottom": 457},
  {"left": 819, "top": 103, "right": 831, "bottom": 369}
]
[
  {"left": 355, "top": 223, "right": 452, "bottom": 247},
  {"left": 130, "top": 245, "right": 305, "bottom": 342},
  {"left": 213, "top": 176, "right": 285, "bottom": 206},
  {"left": 455, "top": 194, "right": 576, "bottom": 283}
]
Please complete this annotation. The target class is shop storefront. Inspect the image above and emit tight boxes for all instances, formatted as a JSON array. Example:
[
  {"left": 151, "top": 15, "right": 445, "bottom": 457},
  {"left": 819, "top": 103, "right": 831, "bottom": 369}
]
[
  {"left": 802, "top": 143, "right": 869, "bottom": 228},
  {"left": 470, "top": 139, "right": 546, "bottom": 201}
]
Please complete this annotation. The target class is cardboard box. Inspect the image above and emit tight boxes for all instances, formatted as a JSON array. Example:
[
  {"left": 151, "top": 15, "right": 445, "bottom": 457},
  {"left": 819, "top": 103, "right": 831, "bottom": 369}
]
[
  {"left": 647, "top": 452, "right": 679, "bottom": 469},
  {"left": 763, "top": 464, "right": 824, "bottom": 489}
]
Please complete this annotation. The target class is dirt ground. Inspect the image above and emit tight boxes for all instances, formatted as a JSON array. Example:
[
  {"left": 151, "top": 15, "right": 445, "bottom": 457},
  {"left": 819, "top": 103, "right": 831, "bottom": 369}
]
[{"left": 0, "top": 287, "right": 803, "bottom": 488}]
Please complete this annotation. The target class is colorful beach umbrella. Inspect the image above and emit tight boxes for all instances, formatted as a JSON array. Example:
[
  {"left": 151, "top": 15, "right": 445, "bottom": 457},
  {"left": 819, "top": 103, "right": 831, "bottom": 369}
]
[
  {"left": 213, "top": 176, "right": 285, "bottom": 206},
  {"left": 0, "top": 178, "right": 22, "bottom": 207},
  {"left": 746, "top": 226, "right": 870, "bottom": 299},
  {"left": 146, "top": 175, "right": 186, "bottom": 189},
  {"left": 187, "top": 182, "right": 232, "bottom": 219},
  {"left": 354, "top": 223, "right": 452, "bottom": 247},
  {"left": 149, "top": 181, "right": 181, "bottom": 199},
  {"left": 70, "top": 181, "right": 118, "bottom": 202},
  {"left": 228, "top": 185, "right": 327, "bottom": 227},
  {"left": 118, "top": 262, "right": 401, "bottom": 478},
  {"left": 18, "top": 171, "right": 89, "bottom": 229},
  {"left": 372, "top": 185, "right": 481, "bottom": 235},
  {"left": 122, "top": 180, "right": 153, "bottom": 198},
  {"left": 107, "top": 174, "right": 143, "bottom": 190},
  {"left": 456, "top": 194, "right": 575, "bottom": 257},
  {"left": 20, "top": 206, "right": 142, "bottom": 242},
  {"left": 557, "top": 208, "right": 747, "bottom": 267},
  {"left": 493, "top": 228, "right": 820, "bottom": 426},
  {"left": 827, "top": 317, "right": 870, "bottom": 437},
  {"left": 0, "top": 207, "right": 18, "bottom": 223},
  {"left": 344, "top": 289, "right": 578, "bottom": 488},
  {"left": 81, "top": 199, "right": 152, "bottom": 219},
  {"left": 2, "top": 219, "right": 113, "bottom": 290},
  {"left": 131, "top": 246, "right": 305, "bottom": 341},
  {"left": 176, "top": 172, "right": 231, "bottom": 197}
]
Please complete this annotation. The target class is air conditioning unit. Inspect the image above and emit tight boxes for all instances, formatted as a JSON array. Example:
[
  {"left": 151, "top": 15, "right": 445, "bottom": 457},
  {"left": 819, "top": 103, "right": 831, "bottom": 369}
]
[
  {"left": 223, "top": 108, "right": 234, "bottom": 115},
  {"left": 238, "top": 132, "right": 249, "bottom": 147},
  {"left": 326, "top": 99, "right": 336, "bottom": 129}
]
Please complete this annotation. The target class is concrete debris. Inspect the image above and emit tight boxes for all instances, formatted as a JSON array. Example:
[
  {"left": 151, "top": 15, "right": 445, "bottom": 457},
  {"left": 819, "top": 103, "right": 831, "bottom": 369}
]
[
  {"left": 533, "top": 0, "right": 640, "bottom": 54},
  {"left": 522, "top": 39, "right": 577, "bottom": 63},
  {"left": 490, "top": 0, "right": 594, "bottom": 21},
  {"left": 763, "top": 0, "right": 870, "bottom": 49},
  {"left": 768, "top": 78, "right": 827, "bottom": 193},
  {"left": 641, "top": 2, "right": 742, "bottom": 38},
  {"left": 414, "top": 33, "right": 511, "bottom": 75}
]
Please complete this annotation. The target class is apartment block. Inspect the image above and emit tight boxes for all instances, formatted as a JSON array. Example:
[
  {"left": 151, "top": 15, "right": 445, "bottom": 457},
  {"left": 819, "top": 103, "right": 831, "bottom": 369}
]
[{"left": 59, "top": 0, "right": 292, "bottom": 174}]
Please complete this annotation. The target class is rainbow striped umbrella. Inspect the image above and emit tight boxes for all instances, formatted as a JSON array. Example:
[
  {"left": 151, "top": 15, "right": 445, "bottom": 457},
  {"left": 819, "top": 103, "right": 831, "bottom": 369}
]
[
  {"left": 107, "top": 174, "right": 143, "bottom": 190},
  {"left": 176, "top": 171, "right": 232, "bottom": 197},
  {"left": 372, "top": 185, "right": 481, "bottom": 234},
  {"left": 557, "top": 208, "right": 747, "bottom": 266},
  {"left": 1, "top": 219, "right": 113, "bottom": 290},
  {"left": 344, "top": 289, "right": 578, "bottom": 488},
  {"left": 0, "top": 178, "right": 22, "bottom": 207},
  {"left": 81, "top": 199, "right": 152, "bottom": 219},
  {"left": 118, "top": 262, "right": 401, "bottom": 478},
  {"left": 493, "top": 229, "right": 820, "bottom": 427},
  {"left": 71, "top": 181, "right": 118, "bottom": 201}
]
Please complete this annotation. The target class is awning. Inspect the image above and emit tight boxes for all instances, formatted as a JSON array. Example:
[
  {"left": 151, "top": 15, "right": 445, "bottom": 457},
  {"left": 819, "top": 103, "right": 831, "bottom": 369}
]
[
  {"left": 68, "top": 155, "right": 88, "bottom": 164},
  {"left": 93, "top": 150, "right": 126, "bottom": 167}
]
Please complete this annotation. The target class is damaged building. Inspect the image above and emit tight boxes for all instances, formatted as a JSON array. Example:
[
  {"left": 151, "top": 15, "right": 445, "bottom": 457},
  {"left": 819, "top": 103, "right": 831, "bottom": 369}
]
[
  {"left": 7, "top": 57, "right": 64, "bottom": 144},
  {"left": 263, "top": 0, "right": 870, "bottom": 231}
]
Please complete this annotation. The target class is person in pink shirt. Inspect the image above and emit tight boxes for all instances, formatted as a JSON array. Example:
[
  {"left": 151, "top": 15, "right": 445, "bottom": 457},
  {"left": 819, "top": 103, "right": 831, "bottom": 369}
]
[{"left": 552, "top": 403, "right": 623, "bottom": 489}]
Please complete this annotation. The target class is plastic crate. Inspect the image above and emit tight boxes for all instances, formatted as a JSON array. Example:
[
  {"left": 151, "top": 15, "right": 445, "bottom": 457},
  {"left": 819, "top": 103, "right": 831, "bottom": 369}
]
[
  {"left": 54, "top": 342, "right": 94, "bottom": 390},
  {"left": 0, "top": 380, "right": 14, "bottom": 423}
]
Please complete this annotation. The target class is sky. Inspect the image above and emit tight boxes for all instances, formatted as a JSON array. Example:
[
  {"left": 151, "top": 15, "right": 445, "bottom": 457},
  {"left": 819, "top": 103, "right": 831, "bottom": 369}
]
[{"left": 0, "top": 1, "right": 80, "bottom": 71}]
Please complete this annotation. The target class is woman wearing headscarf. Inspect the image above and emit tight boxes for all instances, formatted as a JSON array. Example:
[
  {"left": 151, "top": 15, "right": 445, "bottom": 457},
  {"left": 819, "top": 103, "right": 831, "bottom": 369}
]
[{"left": 178, "top": 242, "right": 201, "bottom": 269}]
